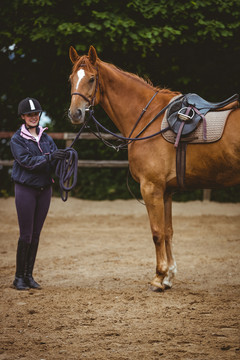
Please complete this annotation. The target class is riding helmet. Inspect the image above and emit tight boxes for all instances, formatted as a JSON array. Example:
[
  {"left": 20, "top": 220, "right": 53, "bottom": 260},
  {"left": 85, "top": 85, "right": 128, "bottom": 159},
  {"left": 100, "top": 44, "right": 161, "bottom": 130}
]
[{"left": 18, "top": 97, "right": 42, "bottom": 116}]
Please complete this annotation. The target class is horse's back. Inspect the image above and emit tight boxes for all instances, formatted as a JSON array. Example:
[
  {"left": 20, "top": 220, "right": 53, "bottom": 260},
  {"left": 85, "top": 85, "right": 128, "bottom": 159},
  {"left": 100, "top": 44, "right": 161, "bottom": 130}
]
[
  {"left": 223, "top": 107, "right": 240, "bottom": 140},
  {"left": 184, "top": 107, "right": 240, "bottom": 188}
]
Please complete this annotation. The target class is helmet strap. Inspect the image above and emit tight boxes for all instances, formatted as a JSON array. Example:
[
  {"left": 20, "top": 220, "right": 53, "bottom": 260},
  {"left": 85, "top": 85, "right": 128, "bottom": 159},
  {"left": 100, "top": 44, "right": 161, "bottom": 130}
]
[
  {"left": 24, "top": 122, "right": 39, "bottom": 130},
  {"left": 26, "top": 124, "right": 39, "bottom": 129}
]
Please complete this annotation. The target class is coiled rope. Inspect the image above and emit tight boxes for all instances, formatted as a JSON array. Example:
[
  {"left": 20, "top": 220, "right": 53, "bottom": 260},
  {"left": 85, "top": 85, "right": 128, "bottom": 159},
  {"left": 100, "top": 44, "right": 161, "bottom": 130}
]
[
  {"left": 55, "top": 119, "right": 90, "bottom": 202},
  {"left": 55, "top": 147, "right": 79, "bottom": 202}
]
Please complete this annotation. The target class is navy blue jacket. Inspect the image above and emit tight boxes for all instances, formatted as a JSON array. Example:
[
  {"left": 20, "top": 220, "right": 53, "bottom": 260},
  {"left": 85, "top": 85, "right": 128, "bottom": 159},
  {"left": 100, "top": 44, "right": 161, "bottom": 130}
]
[{"left": 10, "top": 125, "right": 58, "bottom": 188}]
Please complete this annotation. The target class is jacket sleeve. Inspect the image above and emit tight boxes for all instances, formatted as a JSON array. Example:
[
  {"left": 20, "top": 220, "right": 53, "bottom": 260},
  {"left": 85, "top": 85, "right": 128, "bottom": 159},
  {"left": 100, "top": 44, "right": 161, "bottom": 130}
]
[
  {"left": 10, "top": 136, "right": 55, "bottom": 171},
  {"left": 47, "top": 136, "right": 58, "bottom": 166}
]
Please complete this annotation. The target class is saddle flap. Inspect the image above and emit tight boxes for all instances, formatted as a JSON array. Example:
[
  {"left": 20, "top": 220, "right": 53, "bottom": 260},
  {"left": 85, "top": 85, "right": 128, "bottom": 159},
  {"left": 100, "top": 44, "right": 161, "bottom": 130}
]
[
  {"left": 167, "top": 96, "right": 202, "bottom": 136},
  {"left": 166, "top": 92, "right": 239, "bottom": 138}
]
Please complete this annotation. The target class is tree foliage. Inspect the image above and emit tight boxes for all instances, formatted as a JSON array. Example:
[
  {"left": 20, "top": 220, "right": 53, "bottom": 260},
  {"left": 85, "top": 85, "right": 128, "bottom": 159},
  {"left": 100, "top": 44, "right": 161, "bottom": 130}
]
[
  {"left": 0, "top": 0, "right": 240, "bottom": 199},
  {"left": 1, "top": 0, "right": 240, "bottom": 130}
]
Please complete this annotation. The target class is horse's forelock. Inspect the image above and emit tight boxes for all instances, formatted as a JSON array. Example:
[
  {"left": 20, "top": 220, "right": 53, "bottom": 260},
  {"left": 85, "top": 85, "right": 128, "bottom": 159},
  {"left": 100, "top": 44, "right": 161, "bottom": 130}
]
[
  {"left": 69, "top": 55, "right": 96, "bottom": 82},
  {"left": 72, "top": 55, "right": 95, "bottom": 73}
]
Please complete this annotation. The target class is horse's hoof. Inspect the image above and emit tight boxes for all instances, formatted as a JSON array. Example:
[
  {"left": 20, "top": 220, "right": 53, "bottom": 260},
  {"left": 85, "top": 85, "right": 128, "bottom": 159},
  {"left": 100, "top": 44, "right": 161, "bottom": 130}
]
[
  {"left": 149, "top": 284, "right": 165, "bottom": 292},
  {"left": 150, "top": 277, "right": 165, "bottom": 292}
]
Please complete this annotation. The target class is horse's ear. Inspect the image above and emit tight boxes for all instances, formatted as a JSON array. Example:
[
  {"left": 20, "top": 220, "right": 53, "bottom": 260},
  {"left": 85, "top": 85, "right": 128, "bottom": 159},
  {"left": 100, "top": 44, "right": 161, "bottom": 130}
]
[
  {"left": 88, "top": 45, "right": 98, "bottom": 65},
  {"left": 69, "top": 46, "right": 79, "bottom": 64}
]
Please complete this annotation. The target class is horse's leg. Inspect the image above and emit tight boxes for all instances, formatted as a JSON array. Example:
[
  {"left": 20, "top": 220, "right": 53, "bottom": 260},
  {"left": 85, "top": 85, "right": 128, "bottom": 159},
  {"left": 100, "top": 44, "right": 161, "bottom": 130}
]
[
  {"left": 141, "top": 182, "right": 168, "bottom": 291},
  {"left": 162, "top": 192, "right": 177, "bottom": 288}
]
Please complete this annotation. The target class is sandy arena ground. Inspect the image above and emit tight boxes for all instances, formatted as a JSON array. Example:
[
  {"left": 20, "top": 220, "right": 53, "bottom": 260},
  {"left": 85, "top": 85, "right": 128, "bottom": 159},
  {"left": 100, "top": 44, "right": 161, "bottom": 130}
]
[{"left": 0, "top": 197, "right": 240, "bottom": 360}]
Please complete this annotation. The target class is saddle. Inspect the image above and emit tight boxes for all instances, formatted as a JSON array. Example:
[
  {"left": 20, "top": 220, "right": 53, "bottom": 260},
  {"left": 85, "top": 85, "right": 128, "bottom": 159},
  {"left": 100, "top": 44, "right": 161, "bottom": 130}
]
[
  {"left": 166, "top": 93, "right": 239, "bottom": 189},
  {"left": 167, "top": 93, "right": 239, "bottom": 148}
]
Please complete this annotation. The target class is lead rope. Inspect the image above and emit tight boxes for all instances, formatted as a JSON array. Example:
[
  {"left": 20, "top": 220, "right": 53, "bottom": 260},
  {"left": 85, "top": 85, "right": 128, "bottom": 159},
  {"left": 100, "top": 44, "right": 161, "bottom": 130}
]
[{"left": 55, "top": 118, "right": 90, "bottom": 201}]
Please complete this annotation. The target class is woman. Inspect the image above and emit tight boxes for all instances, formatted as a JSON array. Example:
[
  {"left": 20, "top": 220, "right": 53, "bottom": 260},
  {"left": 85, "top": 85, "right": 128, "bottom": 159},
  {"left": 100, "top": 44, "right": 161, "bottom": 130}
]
[{"left": 10, "top": 97, "right": 66, "bottom": 290}]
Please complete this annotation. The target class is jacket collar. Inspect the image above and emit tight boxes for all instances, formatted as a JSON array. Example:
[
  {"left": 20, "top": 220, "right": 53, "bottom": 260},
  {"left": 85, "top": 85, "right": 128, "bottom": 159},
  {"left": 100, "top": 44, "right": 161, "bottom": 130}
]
[{"left": 20, "top": 124, "right": 48, "bottom": 142}]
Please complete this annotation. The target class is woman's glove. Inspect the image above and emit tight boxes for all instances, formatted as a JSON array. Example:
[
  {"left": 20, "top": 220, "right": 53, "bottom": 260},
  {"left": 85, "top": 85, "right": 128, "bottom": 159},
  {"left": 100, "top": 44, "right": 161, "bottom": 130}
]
[{"left": 51, "top": 149, "right": 67, "bottom": 160}]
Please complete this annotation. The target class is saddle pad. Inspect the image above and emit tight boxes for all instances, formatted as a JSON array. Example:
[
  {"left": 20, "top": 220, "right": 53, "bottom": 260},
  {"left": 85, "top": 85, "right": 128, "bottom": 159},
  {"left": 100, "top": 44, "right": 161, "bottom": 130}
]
[{"left": 161, "top": 97, "right": 232, "bottom": 144}]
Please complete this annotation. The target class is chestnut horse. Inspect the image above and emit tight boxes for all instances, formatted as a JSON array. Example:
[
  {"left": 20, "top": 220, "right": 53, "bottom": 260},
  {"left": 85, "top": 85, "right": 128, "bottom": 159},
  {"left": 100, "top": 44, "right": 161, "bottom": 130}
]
[{"left": 68, "top": 45, "right": 240, "bottom": 291}]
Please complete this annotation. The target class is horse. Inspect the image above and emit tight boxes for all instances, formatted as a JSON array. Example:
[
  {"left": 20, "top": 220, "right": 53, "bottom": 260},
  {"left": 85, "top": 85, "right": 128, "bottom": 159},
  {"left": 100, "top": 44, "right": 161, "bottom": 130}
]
[{"left": 68, "top": 45, "right": 240, "bottom": 291}]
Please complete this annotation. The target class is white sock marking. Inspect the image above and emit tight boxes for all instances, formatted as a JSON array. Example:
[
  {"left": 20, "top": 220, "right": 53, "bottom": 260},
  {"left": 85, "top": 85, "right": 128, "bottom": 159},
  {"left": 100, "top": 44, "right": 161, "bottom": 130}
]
[{"left": 76, "top": 69, "right": 85, "bottom": 90}]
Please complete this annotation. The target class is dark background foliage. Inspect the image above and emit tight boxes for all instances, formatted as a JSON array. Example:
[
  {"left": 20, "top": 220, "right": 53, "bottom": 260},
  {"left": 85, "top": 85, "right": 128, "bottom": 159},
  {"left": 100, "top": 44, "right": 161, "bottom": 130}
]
[{"left": 1, "top": 0, "right": 240, "bottom": 200}]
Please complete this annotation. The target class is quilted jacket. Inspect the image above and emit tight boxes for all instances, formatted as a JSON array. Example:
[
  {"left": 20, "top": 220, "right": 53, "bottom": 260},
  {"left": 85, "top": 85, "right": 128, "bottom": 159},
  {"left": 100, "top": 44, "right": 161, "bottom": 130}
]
[{"left": 10, "top": 124, "right": 58, "bottom": 188}]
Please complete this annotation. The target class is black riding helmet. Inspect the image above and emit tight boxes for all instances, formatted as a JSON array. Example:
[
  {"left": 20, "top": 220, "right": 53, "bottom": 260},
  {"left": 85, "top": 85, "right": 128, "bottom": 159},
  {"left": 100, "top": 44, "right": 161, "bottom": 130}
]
[{"left": 18, "top": 97, "right": 42, "bottom": 116}]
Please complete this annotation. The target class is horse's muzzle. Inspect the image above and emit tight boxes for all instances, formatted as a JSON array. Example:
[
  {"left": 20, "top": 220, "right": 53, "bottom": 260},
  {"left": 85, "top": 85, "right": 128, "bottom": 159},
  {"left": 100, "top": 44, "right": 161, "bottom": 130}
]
[{"left": 68, "top": 108, "right": 85, "bottom": 124}]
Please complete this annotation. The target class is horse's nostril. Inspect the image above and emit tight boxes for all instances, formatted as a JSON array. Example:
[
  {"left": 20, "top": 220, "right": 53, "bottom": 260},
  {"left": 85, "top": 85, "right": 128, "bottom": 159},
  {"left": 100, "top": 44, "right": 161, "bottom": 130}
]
[{"left": 68, "top": 108, "right": 83, "bottom": 121}]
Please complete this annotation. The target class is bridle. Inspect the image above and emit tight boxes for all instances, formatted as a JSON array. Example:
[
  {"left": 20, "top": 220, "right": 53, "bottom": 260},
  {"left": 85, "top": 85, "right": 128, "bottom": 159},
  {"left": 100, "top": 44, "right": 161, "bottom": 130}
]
[
  {"left": 71, "top": 65, "right": 99, "bottom": 110},
  {"left": 56, "top": 68, "right": 100, "bottom": 202},
  {"left": 70, "top": 64, "right": 179, "bottom": 147},
  {"left": 60, "top": 66, "right": 179, "bottom": 203}
]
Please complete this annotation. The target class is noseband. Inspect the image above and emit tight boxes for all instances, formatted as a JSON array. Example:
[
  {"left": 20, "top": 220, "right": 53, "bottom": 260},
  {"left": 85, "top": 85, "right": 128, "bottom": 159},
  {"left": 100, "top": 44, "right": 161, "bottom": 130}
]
[
  {"left": 71, "top": 92, "right": 91, "bottom": 103},
  {"left": 71, "top": 65, "right": 99, "bottom": 108}
]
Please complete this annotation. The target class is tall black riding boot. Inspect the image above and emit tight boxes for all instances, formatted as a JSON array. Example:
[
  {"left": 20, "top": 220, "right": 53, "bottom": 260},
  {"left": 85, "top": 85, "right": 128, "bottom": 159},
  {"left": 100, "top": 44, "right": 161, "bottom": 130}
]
[
  {"left": 24, "top": 241, "right": 41, "bottom": 289},
  {"left": 13, "top": 240, "right": 30, "bottom": 290}
]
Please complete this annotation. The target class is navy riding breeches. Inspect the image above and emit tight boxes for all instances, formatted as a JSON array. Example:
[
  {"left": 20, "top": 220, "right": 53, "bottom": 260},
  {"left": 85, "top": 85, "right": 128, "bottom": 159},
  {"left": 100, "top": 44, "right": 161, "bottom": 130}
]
[{"left": 15, "top": 183, "right": 52, "bottom": 244}]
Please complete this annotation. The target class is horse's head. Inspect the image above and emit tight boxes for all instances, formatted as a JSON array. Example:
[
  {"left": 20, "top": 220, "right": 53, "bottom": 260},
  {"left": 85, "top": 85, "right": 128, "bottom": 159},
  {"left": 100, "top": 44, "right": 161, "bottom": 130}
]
[{"left": 68, "top": 46, "right": 99, "bottom": 124}]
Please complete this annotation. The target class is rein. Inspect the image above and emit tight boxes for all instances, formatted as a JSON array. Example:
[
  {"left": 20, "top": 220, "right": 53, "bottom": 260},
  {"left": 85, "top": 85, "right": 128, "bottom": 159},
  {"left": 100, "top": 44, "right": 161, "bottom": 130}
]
[
  {"left": 71, "top": 65, "right": 177, "bottom": 148},
  {"left": 56, "top": 95, "right": 178, "bottom": 203},
  {"left": 84, "top": 93, "right": 180, "bottom": 151},
  {"left": 79, "top": 99, "right": 175, "bottom": 204},
  {"left": 60, "top": 66, "right": 181, "bottom": 201}
]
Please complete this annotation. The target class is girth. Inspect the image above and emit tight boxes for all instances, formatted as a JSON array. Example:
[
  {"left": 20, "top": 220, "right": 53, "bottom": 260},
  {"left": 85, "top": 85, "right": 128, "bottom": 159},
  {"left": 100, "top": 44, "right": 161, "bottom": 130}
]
[{"left": 176, "top": 142, "right": 187, "bottom": 189}]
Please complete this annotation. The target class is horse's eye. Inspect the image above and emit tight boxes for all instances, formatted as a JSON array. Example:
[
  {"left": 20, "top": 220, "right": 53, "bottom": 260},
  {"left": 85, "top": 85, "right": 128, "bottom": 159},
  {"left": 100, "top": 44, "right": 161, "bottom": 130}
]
[{"left": 89, "top": 77, "right": 95, "bottom": 83}]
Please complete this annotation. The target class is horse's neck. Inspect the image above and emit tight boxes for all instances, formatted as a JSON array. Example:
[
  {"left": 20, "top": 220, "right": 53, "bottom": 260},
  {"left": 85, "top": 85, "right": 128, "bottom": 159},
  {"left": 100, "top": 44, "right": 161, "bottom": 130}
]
[{"left": 98, "top": 62, "right": 168, "bottom": 136}]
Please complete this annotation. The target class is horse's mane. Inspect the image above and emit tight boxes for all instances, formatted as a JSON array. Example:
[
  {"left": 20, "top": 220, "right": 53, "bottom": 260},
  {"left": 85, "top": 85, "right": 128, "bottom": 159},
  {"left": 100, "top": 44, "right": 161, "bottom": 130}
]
[{"left": 70, "top": 55, "right": 180, "bottom": 96}]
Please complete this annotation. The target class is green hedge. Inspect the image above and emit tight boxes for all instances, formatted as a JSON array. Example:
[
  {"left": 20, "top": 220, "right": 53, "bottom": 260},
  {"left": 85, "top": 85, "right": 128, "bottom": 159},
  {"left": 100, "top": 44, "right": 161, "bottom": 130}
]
[
  {"left": 1, "top": 166, "right": 240, "bottom": 202},
  {"left": 1, "top": 137, "right": 240, "bottom": 202}
]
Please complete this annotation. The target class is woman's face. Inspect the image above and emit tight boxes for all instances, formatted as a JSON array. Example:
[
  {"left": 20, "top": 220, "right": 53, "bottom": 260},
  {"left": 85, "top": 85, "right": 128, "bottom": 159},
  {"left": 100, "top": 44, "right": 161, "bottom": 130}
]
[{"left": 21, "top": 112, "right": 40, "bottom": 128}]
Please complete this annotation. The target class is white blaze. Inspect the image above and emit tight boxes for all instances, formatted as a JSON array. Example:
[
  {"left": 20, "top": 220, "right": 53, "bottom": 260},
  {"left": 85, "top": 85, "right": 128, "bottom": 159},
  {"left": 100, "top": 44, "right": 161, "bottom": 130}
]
[{"left": 76, "top": 69, "right": 85, "bottom": 89}]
